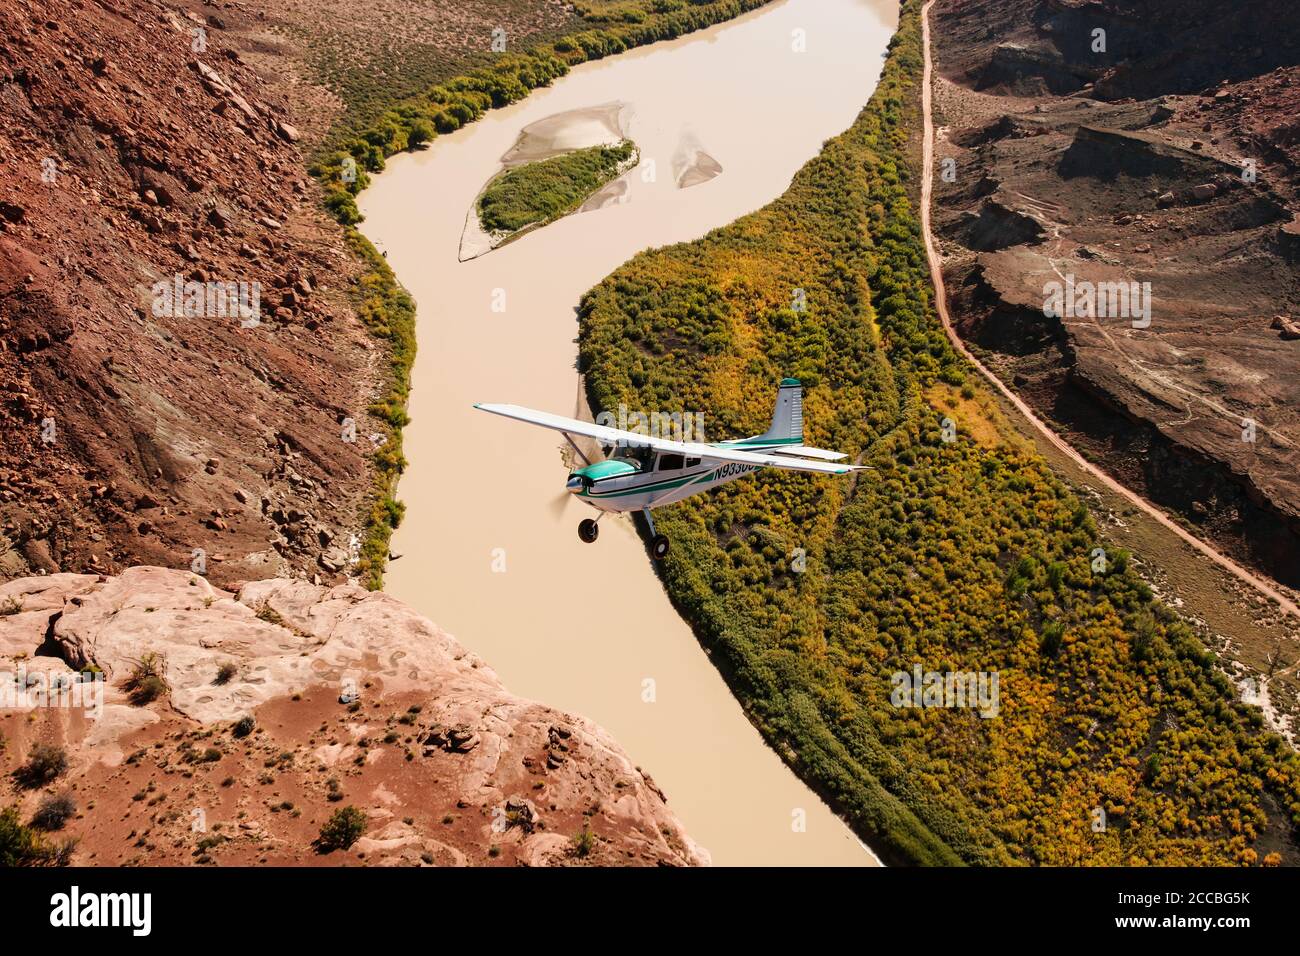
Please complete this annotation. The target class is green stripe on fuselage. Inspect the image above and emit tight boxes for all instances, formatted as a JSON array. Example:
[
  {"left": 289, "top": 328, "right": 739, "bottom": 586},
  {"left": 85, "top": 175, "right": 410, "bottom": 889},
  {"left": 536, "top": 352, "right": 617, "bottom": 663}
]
[{"left": 579, "top": 469, "right": 714, "bottom": 499}]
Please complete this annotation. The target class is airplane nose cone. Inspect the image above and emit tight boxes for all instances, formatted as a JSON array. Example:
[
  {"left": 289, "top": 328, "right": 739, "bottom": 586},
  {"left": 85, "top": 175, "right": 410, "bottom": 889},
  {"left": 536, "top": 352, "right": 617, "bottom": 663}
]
[{"left": 565, "top": 475, "right": 584, "bottom": 493}]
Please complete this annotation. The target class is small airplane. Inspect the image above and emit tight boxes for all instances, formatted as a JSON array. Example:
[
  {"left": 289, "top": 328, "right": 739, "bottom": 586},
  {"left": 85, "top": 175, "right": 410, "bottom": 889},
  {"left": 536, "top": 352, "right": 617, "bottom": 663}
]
[{"left": 474, "top": 379, "right": 867, "bottom": 560}]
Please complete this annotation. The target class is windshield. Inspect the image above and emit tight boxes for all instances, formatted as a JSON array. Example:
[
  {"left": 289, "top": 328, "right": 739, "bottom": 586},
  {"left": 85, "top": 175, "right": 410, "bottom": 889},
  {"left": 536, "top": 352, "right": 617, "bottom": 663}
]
[{"left": 610, "top": 443, "right": 652, "bottom": 470}]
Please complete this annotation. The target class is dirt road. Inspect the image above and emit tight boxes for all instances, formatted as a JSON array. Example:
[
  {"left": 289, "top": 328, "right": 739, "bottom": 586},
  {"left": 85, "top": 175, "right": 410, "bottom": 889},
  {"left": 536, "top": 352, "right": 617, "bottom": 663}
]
[{"left": 918, "top": 0, "right": 1300, "bottom": 626}]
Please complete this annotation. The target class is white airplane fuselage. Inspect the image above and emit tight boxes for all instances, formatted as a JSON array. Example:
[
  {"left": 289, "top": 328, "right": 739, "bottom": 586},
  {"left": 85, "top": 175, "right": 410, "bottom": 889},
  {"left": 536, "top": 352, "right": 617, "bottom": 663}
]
[
  {"left": 567, "top": 448, "right": 762, "bottom": 513},
  {"left": 477, "top": 378, "right": 861, "bottom": 558}
]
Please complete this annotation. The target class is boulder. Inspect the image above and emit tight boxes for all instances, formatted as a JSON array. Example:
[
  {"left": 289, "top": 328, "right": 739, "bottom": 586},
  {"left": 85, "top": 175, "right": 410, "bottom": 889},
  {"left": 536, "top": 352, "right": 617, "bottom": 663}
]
[{"left": 1271, "top": 315, "right": 1300, "bottom": 340}]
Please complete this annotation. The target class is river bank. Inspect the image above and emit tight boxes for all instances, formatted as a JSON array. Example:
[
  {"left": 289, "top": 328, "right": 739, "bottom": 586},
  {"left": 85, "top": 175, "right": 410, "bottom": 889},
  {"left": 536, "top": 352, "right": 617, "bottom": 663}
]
[{"left": 359, "top": 0, "right": 899, "bottom": 866}]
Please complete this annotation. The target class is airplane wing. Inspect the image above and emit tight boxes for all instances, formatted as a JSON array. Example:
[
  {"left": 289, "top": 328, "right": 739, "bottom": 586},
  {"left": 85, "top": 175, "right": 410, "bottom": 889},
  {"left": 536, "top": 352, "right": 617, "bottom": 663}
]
[
  {"left": 726, "top": 443, "right": 848, "bottom": 461},
  {"left": 474, "top": 403, "right": 868, "bottom": 475}
]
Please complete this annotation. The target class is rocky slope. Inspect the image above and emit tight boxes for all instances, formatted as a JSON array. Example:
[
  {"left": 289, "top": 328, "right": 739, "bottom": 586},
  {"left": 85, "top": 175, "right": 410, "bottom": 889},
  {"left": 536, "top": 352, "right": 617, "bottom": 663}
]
[
  {"left": 0, "top": 0, "right": 583, "bottom": 589},
  {"left": 0, "top": 0, "right": 388, "bottom": 588},
  {"left": 0, "top": 567, "right": 705, "bottom": 865},
  {"left": 930, "top": 0, "right": 1300, "bottom": 589}
]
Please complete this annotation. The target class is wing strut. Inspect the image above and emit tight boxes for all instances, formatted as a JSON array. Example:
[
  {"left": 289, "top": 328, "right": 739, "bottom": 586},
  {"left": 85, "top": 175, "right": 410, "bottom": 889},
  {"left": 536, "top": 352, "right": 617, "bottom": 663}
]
[{"left": 563, "top": 432, "right": 594, "bottom": 467}]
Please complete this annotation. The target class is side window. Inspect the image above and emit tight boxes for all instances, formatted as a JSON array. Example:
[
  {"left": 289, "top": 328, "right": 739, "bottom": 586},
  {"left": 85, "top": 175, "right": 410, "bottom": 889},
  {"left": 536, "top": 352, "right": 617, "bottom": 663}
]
[
  {"left": 658, "top": 453, "right": 685, "bottom": 471},
  {"left": 685, "top": 457, "right": 700, "bottom": 468}
]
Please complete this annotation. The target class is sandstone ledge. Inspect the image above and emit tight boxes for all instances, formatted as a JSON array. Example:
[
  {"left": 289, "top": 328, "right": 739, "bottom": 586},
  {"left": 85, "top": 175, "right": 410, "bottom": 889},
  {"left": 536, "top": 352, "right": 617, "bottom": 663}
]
[{"left": 0, "top": 567, "right": 706, "bottom": 866}]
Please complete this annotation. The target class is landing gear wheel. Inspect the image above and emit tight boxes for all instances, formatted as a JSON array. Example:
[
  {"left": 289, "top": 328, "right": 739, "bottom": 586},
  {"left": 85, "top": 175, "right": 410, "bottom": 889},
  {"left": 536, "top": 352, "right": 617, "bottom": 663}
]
[
  {"left": 651, "top": 534, "right": 670, "bottom": 561},
  {"left": 578, "top": 518, "right": 600, "bottom": 544}
]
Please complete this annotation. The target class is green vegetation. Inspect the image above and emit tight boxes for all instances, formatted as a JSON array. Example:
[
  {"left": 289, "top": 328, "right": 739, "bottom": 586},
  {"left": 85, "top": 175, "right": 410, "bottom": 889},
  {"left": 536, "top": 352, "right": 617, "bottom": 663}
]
[
  {"left": 571, "top": 824, "right": 597, "bottom": 858},
  {"left": 478, "top": 141, "right": 637, "bottom": 234},
  {"left": 310, "top": 0, "right": 772, "bottom": 228},
  {"left": 306, "top": 2, "right": 768, "bottom": 157},
  {"left": 124, "top": 652, "right": 168, "bottom": 706},
  {"left": 316, "top": 805, "right": 367, "bottom": 852},
  {"left": 347, "top": 229, "right": 414, "bottom": 589},
  {"left": 0, "top": 806, "right": 74, "bottom": 866},
  {"left": 306, "top": 1, "right": 775, "bottom": 589},
  {"left": 576, "top": 0, "right": 1300, "bottom": 865}
]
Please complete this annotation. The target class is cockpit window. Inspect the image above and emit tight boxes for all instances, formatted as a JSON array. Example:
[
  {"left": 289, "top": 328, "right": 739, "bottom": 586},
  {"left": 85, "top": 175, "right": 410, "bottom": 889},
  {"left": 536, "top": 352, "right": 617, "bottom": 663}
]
[
  {"left": 658, "top": 453, "right": 685, "bottom": 471},
  {"left": 613, "top": 444, "right": 652, "bottom": 469}
]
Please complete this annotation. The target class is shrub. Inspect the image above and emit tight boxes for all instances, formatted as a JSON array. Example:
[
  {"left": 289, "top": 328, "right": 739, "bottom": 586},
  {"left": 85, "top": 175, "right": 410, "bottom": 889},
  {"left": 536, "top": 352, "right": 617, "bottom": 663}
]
[
  {"left": 214, "top": 662, "right": 238, "bottom": 685},
  {"left": 31, "top": 793, "right": 76, "bottom": 831},
  {"left": 315, "top": 806, "right": 367, "bottom": 852},
  {"left": 15, "top": 744, "right": 67, "bottom": 788},
  {"left": 406, "top": 118, "right": 434, "bottom": 147},
  {"left": 232, "top": 716, "right": 256, "bottom": 739},
  {"left": 0, "top": 806, "right": 75, "bottom": 865},
  {"left": 124, "top": 652, "right": 168, "bottom": 705},
  {"left": 255, "top": 604, "right": 286, "bottom": 627},
  {"left": 1040, "top": 621, "right": 1065, "bottom": 658},
  {"left": 571, "top": 824, "right": 596, "bottom": 858},
  {"left": 131, "top": 676, "right": 167, "bottom": 705},
  {"left": 323, "top": 190, "right": 362, "bottom": 225}
]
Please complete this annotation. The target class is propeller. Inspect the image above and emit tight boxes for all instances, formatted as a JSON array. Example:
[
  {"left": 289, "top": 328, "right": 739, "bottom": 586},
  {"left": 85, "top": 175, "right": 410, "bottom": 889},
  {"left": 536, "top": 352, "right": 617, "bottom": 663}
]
[{"left": 549, "top": 489, "right": 572, "bottom": 519}]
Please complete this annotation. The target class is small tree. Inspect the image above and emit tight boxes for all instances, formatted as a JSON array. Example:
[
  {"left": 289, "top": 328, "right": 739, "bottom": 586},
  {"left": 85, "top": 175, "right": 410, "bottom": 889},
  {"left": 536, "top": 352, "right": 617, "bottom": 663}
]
[
  {"left": 406, "top": 118, "right": 434, "bottom": 148},
  {"left": 315, "top": 806, "right": 366, "bottom": 853}
]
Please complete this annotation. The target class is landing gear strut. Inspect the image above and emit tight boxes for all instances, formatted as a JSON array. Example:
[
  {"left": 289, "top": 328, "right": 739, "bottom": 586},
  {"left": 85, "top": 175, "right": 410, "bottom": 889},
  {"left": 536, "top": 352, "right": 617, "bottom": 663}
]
[
  {"left": 578, "top": 518, "right": 600, "bottom": 543},
  {"left": 642, "top": 507, "right": 670, "bottom": 561}
]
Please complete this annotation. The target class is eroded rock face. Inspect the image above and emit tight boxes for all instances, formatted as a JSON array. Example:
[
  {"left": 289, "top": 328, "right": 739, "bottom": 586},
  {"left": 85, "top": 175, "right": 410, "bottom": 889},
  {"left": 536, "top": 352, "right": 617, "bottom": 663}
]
[
  {"left": 0, "top": 0, "right": 387, "bottom": 588},
  {"left": 0, "top": 568, "right": 707, "bottom": 866},
  {"left": 930, "top": 0, "right": 1300, "bottom": 588}
]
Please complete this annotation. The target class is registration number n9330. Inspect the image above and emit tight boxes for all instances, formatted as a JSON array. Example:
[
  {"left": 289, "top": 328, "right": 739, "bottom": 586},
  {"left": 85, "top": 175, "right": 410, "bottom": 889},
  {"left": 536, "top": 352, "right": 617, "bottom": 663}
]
[{"left": 714, "top": 462, "right": 757, "bottom": 480}]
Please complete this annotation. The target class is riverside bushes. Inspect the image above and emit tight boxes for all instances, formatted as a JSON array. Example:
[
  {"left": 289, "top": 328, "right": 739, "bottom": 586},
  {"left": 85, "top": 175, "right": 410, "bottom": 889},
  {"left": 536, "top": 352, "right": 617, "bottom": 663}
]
[
  {"left": 345, "top": 229, "right": 414, "bottom": 589},
  {"left": 576, "top": 0, "right": 1300, "bottom": 865},
  {"left": 478, "top": 141, "right": 637, "bottom": 234}
]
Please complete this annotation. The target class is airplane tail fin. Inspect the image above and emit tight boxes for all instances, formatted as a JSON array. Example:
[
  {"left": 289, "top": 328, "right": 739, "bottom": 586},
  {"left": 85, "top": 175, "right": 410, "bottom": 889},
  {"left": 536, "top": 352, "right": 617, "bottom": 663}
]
[
  {"left": 754, "top": 378, "right": 804, "bottom": 445},
  {"left": 720, "top": 379, "right": 849, "bottom": 461}
]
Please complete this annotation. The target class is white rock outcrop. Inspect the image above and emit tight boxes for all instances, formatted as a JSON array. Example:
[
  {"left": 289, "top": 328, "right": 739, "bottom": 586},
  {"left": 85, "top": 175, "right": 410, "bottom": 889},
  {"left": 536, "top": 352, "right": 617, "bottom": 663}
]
[{"left": 0, "top": 567, "right": 707, "bottom": 866}]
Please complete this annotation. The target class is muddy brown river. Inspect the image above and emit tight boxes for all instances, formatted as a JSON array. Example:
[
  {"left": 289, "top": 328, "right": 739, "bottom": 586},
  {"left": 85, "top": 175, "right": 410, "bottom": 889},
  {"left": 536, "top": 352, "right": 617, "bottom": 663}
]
[{"left": 359, "top": 0, "right": 897, "bottom": 865}]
